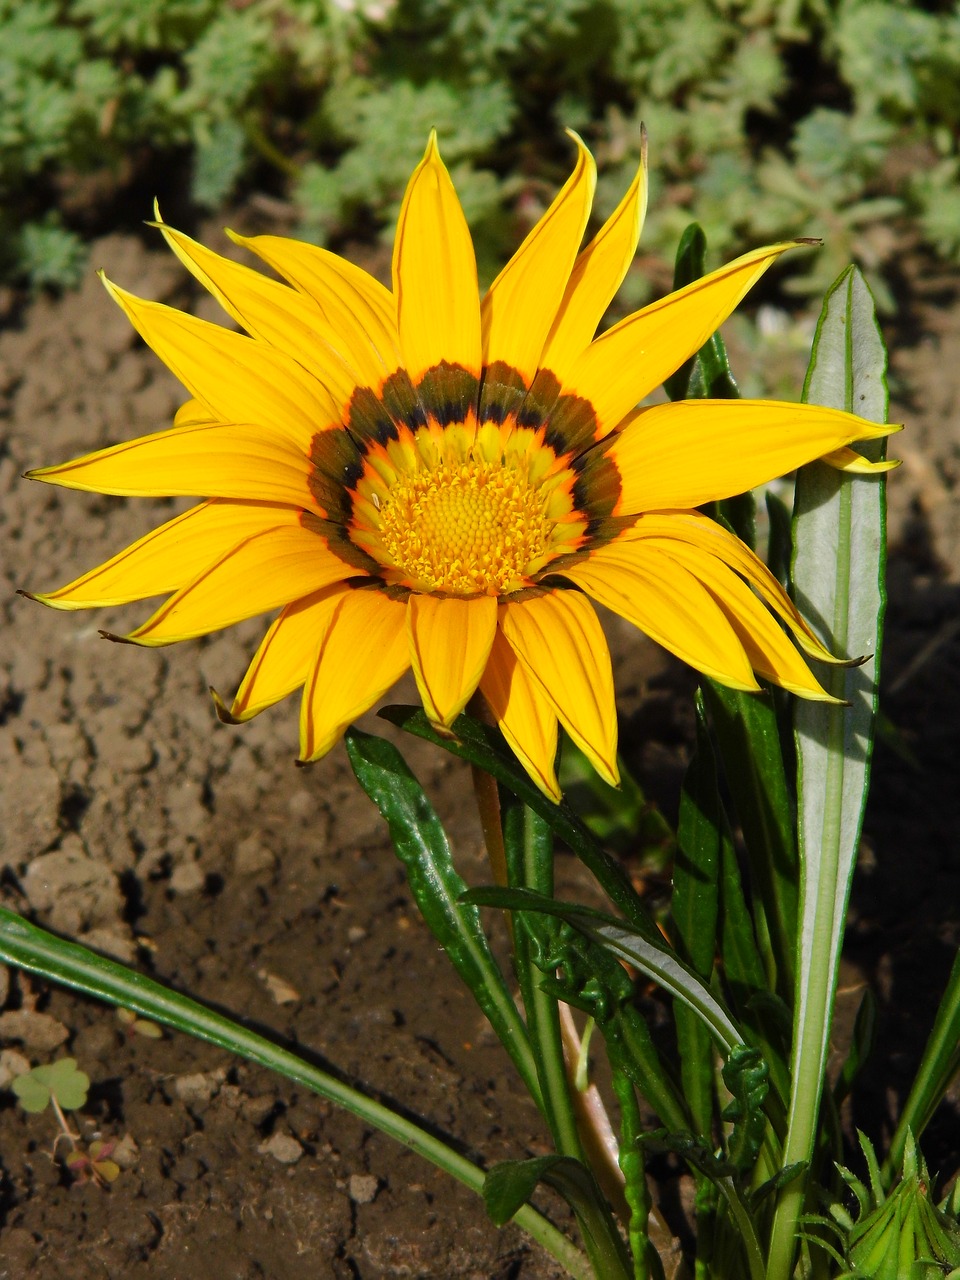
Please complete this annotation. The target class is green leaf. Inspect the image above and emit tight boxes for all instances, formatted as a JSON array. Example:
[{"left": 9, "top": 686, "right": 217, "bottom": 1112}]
[
  {"left": 484, "top": 1154, "right": 633, "bottom": 1279},
  {"left": 702, "top": 680, "right": 797, "bottom": 1001},
  {"left": 13, "top": 1057, "right": 90, "bottom": 1112},
  {"left": 11, "top": 1071, "right": 52, "bottom": 1113},
  {"left": 344, "top": 728, "right": 540, "bottom": 1106},
  {"left": 767, "top": 264, "right": 890, "bottom": 1280},
  {"left": 463, "top": 886, "right": 744, "bottom": 1055},
  {"left": 886, "top": 947, "right": 960, "bottom": 1177},
  {"left": 0, "top": 906, "right": 589, "bottom": 1279},
  {"left": 672, "top": 693, "right": 721, "bottom": 1141}
]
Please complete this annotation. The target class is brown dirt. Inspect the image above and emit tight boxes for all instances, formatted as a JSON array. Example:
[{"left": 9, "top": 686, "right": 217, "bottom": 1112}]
[{"left": 1, "top": 227, "right": 958, "bottom": 1279}]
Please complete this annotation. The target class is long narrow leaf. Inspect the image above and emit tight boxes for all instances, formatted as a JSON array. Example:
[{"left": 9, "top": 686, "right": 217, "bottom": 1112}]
[
  {"left": 465, "top": 887, "right": 744, "bottom": 1055},
  {"left": 0, "top": 907, "right": 589, "bottom": 1278},
  {"left": 673, "top": 694, "right": 722, "bottom": 1141},
  {"left": 345, "top": 728, "right": 542, "bottom": 1107},
  {"left": 768, "top": 265, "right": 890, "bottom": 1280}
]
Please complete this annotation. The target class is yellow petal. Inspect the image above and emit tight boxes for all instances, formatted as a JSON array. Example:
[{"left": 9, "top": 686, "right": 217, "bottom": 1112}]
[
  {"left": 563, "top": 241, "right": 808, "bottom": 435},
  {"left": 479, "top": 627, "right": 560, "bottom": 801},
  {"left": 499, "top": 590, "right": 619, "bottom": 786},
  {"left": 174, "top": 398, "right": 212, "bottom": 427},
  {"left": 563, "top": 541, "right": 761, "bottom": 692},
  {"left": 406, "top": 593, "right": 497, "bottom": 727},
  {"left": 122, "top": 516, "right": 354, "bottom": 645},
  {"left": 101, "top": 276, "right": 340, "bottom": 445},
  {"left": 539, "top": 137, "right": 648, "bottom": 381},
  {"left": 609, "top": 399, "right": 897, "bottom": 514},
  {"left": 644, "top": 535, "right": 833, "bottom": 699},
  {"left": 230, "top": 585, "right": 350, "bottom": 721},
  {"left": 156, "top": 218, "right": 367, "bottom": 415},
  {"left": 624, "top": 511, "right": 838, "bottom": 664},
  {"left": 231, "top": 230, "right": 401, "bottom": 384},
  {"left": 481, "top": 134, "right": 596, "bottom": 385},
  {"left": 392, "top": 132, "right": 482, "bottom": 382},
  {"left": 299, "top": 588, "right": 409, "bottom": 761},
  {"left": 26, "top": 421, "right": 311, "bottom": 506},
  {"left": 819, "top": 445, "right": 900, "bottom": 474},
  {"left": 27, "top": 500, "right": 291, "bottom": 609}
]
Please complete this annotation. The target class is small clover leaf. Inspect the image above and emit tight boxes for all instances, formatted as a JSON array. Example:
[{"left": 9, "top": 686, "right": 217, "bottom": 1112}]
[{"left": 12, "top": 1058, "right": 90, "bottom": 1114}]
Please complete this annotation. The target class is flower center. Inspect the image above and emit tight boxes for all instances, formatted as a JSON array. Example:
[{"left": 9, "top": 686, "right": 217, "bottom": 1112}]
[
  {"left": 347, "top": 421, "right": 587, "bottom": 596},
  {"left": 377, "top": 453, "right": 550, "bottom": 594}
]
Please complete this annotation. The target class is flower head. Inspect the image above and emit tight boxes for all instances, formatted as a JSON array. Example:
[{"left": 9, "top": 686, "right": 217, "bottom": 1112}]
[{"left": 26, "top": 133, "right": 896, "bottom": 800}]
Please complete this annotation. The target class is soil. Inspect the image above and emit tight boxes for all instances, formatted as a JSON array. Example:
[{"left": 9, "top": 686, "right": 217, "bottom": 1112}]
[{"left": 0, "top": 223, "right": 958, "bottom": 1279}]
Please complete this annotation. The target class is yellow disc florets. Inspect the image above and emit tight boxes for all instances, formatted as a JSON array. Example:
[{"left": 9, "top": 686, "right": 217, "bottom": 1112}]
[{"left": 348, "top": 421, "right": 585, "bottom": 595}]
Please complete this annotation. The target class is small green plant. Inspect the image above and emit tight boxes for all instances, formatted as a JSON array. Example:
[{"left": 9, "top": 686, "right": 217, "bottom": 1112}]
[
  {"left": 804, "top": 1131, "right": 960, "bottom": 1279},
  {"left": 11, "top": 1057, "right": 121, "bottom": 1185}
]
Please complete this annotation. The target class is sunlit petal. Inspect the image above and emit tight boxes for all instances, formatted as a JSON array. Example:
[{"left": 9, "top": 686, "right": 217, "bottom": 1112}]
[
  {"left": 156, "top": 215, "right": 368, "bottom": 414},
  {"left": 481, "top": 134, "right": 596, "bottom": 385},
  {"left": 393, "top": 132, "right": 482, "bottom": 382},
  {"left": 26, "top": 421, "right": 311, "bottom": 506},
  {"left": 609, "top": 399, "right": 898, "bottom": 513},
  {"left": 641, "top": 534, "right": 833, "bottom": 699},
  {"left": 299, "top": 588, "right": 409, "bottom": 761},
  {"left": 27, "top": 500, "right": 292, "bottom": 609},
  {"left": 539, "top": 138, "right": 647, "bottom": 381},
  {"left": 121, "top": 517, "right": 354, "bottom": 645},
  {"left": 563, "top": 242, "right": 808, "bottom": 435},
  {"left": 229, "top": 584, "right": 350, "bottom": 721},
  {"left": 101, "top": 276, "right": 341, "bottom": 444},
  {"left": 623, "top": 511, "right": 839, "bottom": 664},
  {"left": 563, "top": 540, "right": 761, "bottom": 692},
  {"left": 407, "top": 592, "right": 498, "bottom": 727},
  {"left": 500, "top": 590, "right": 618, "bottom": 786},
  {"left": 230, "top": 229, "right": 401, "bottom": 384},
  {"left": 480, "top": 628, "right": 560, "bottom": 801}
]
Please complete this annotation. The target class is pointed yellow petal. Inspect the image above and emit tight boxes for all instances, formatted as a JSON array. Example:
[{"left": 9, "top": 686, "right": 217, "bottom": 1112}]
[
  {"left": 563, "top": 541, "right": 760, "bottom": 693},
  {"left": 156, "top": 219, "right": 367, "bottom": 415},
  {"left": 563, "top": 241, "right": 808, "bottom": 434},
  {"left": 820, "top": 445, "right": 900, "bottom": 474},
  {"left": 231, "top": 584, "right": 350, "bottom": 721},
  {"left": 539, "top": 140, "right": 648, "bottom": 381},
  {"left": 299, "top": 588, "right": 409, "bottom": 761},
  {"left": 624, "top": 511, "right": 838, "bottom": 664},
  {"left": 479, "top": 627, "right": 560, "bottom": 801},
  {"left": 645, "top": 535, "right": 832, "bottom": 699},
  {"left": 27, "top": 500, "right": 291, "bottom": 609},
  {"left": 481, "top": 134, "right": 596, "bottom": 384},
  {"left": 406, "top": 593, "right": 497, "bottom": 727},
  {"left": 123, "top": 516, "right": 354, "bottom": 645},
  {"left": 27, "top": 421, "right": 311, "bottom": 505},
  {"left": 392, "top": 132, "right": 482, "bottom": 382},
  {"left": 174, "top": 398, "right": 212, "bottom": 427},
  {"left": 101, "top": 276, "right": 340, "bottom": 445},
  {"left": 609, "top": 400, "right": 897, "bottom": 514},
  {"left": 499, "top": 590, "right": 618, "bottom": 786},
  {"left": 231, "top": 230, "right": 401, "bottom": 384}
]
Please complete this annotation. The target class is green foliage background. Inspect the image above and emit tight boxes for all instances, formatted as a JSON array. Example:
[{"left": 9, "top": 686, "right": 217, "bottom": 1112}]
[{"left": 2, "top": 0, "right": 958, "bottom": 299}]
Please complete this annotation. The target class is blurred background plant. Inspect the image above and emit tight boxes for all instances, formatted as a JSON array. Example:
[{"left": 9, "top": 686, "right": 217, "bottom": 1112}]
[{"left": 2, "top": 0, "right": 958, "bottom": 305}]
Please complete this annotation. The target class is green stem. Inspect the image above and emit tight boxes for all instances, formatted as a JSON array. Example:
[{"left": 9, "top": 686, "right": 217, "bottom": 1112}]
[
  {"left": 520, "top": 804, "right": 583, "bottom": 1160},
  {"left": 0, "top": 908, "right": 589, "bottom": 1280}
]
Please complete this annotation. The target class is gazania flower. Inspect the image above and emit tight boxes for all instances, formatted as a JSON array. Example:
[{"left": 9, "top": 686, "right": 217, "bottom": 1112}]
[{"left": 26, "top": 133, "right": 896, "bottom": 801}]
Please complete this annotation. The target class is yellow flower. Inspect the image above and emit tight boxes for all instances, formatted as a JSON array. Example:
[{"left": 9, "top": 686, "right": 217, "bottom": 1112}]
[{"left": 25, "top": 133, "right": 896, "bottom": 801}]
